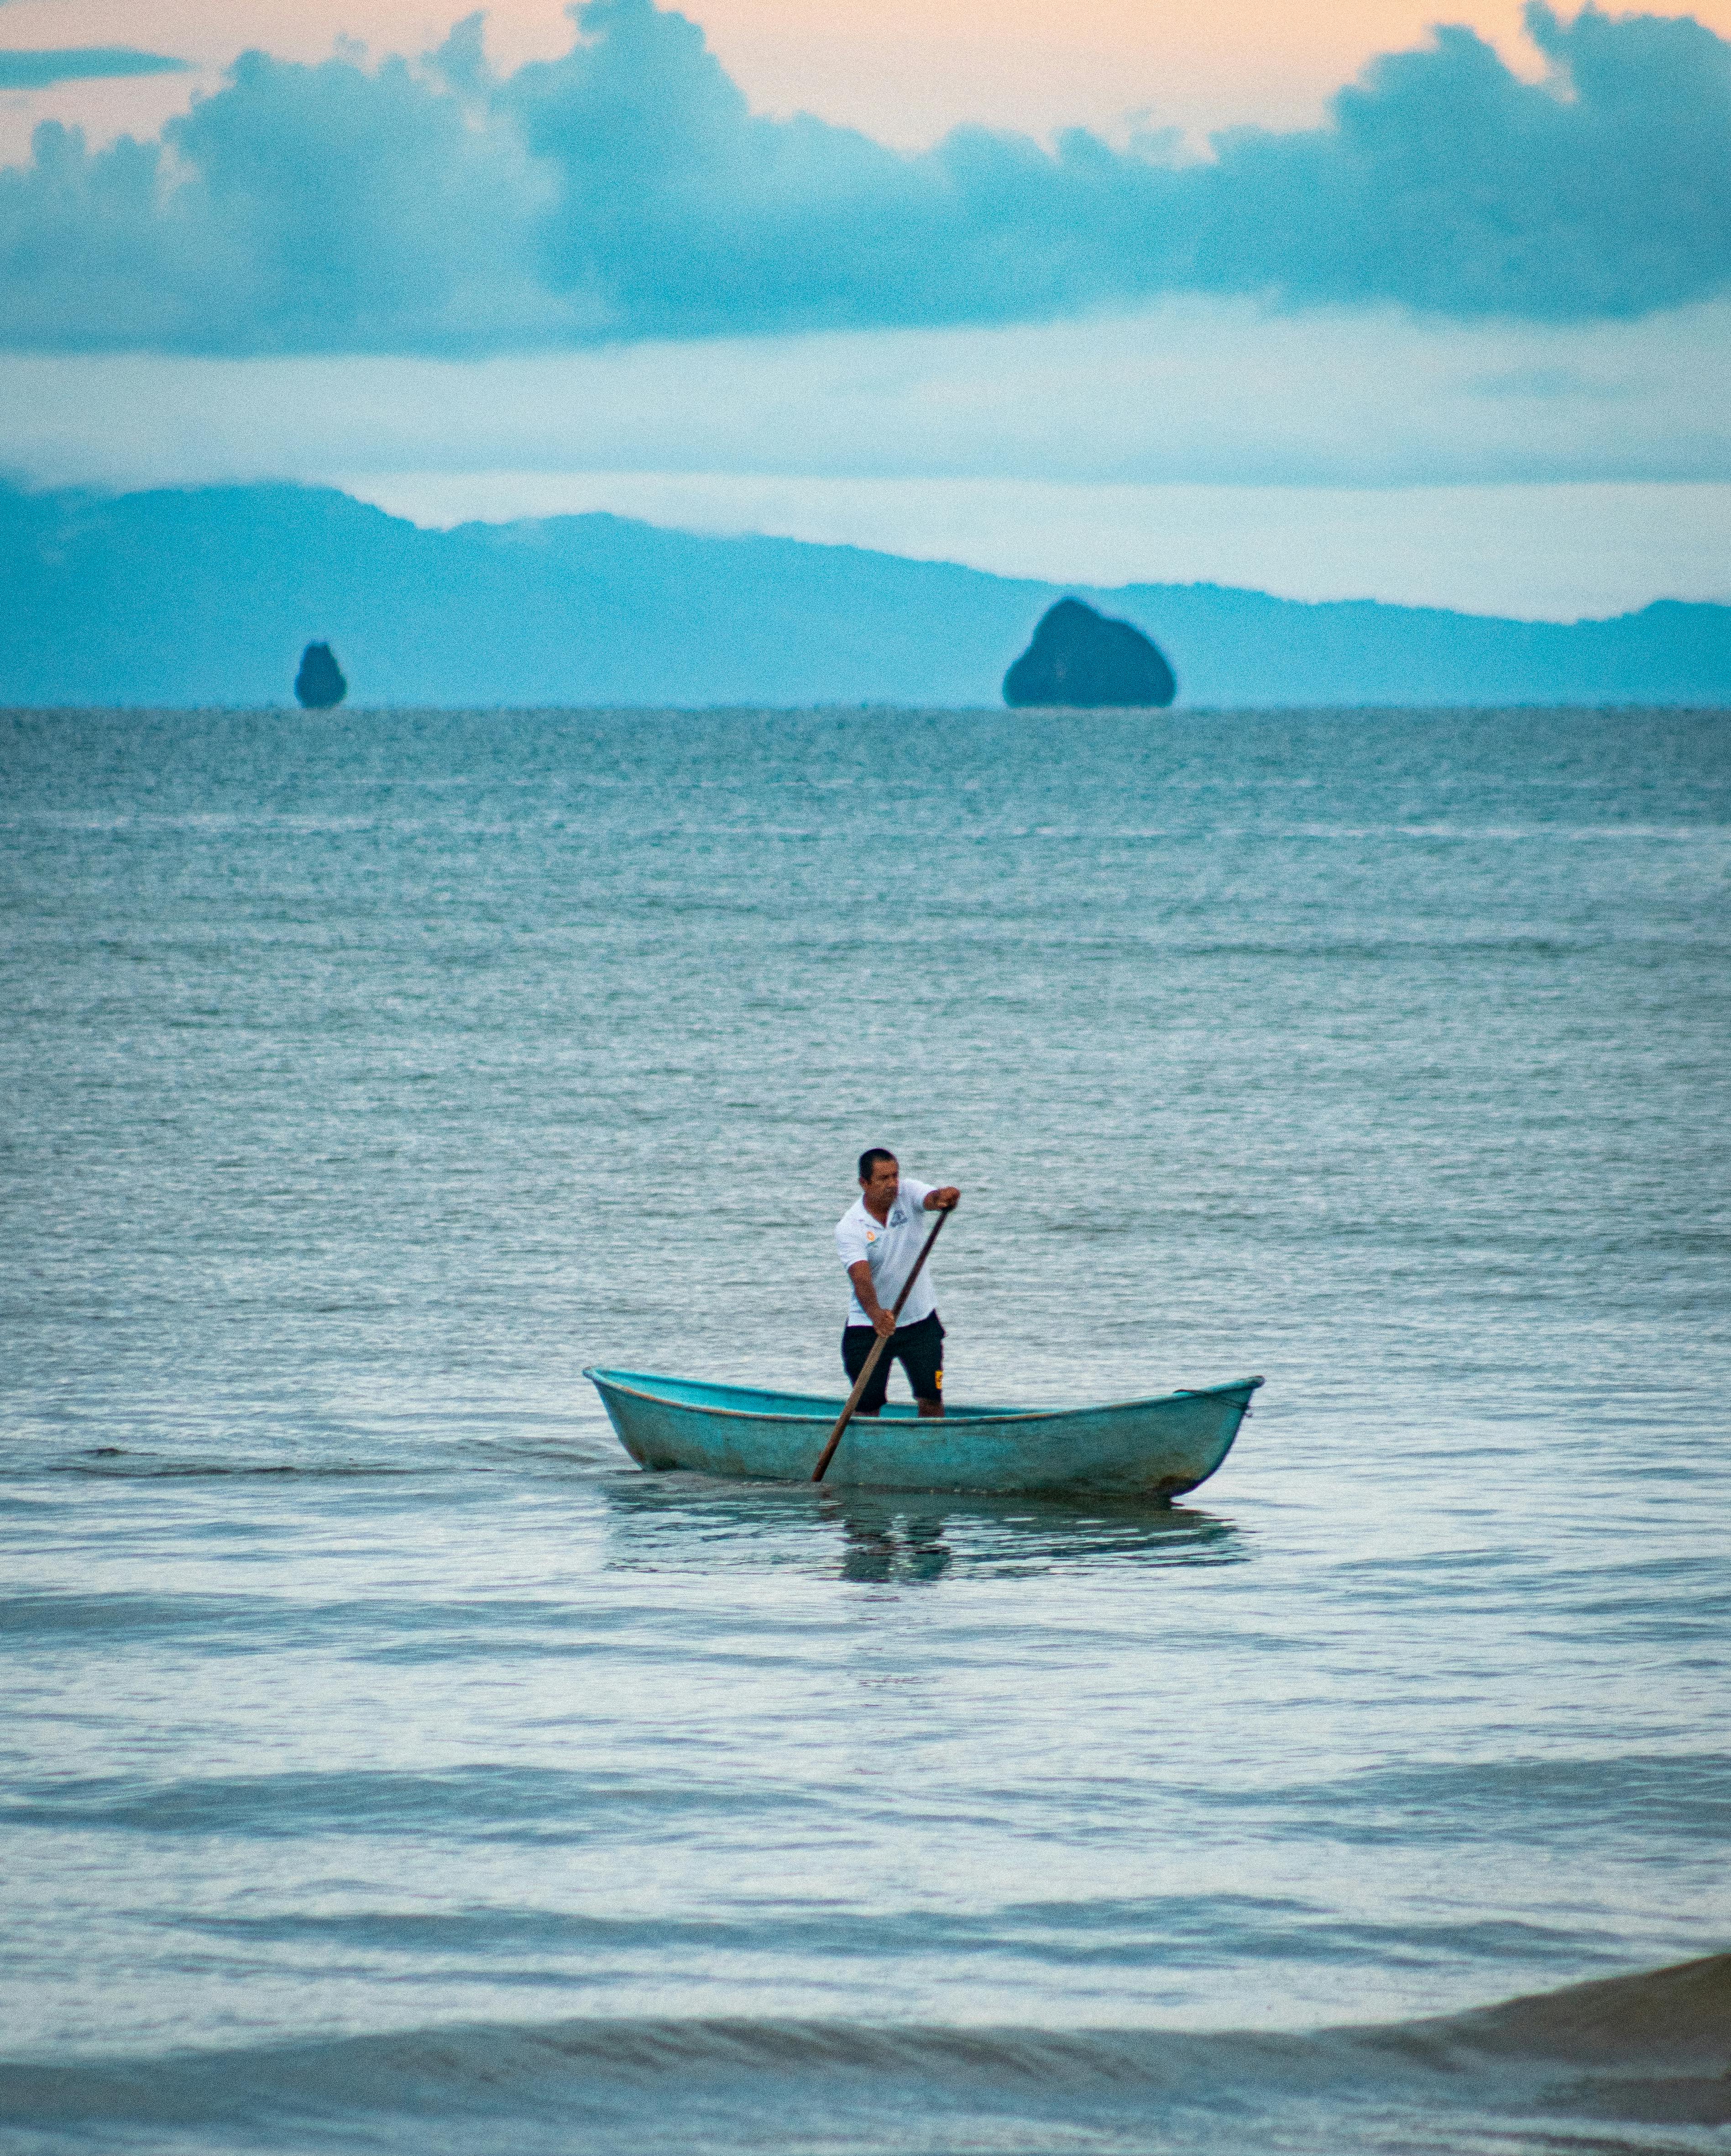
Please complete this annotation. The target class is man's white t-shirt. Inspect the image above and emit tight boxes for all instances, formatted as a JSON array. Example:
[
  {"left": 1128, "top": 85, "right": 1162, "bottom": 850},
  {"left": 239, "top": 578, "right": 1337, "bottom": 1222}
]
[{"left": 835, "top": 1176, "right": 940, "bottom": 1328}]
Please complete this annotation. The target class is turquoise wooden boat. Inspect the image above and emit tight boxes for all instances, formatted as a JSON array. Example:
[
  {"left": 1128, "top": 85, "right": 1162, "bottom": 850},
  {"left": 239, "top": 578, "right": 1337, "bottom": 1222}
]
[{"left": 585, "top": 1368, "right": 1262, "bottom": 1498}]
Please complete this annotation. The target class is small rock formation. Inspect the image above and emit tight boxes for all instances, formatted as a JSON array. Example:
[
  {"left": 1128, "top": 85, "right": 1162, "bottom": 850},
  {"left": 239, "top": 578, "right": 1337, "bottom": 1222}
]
[
  {"left": 1003, "top": 598, "right": 1176, "bottom": 709},
  {"left": 294, "top": 642, "right": 347, "bottom": 709}
]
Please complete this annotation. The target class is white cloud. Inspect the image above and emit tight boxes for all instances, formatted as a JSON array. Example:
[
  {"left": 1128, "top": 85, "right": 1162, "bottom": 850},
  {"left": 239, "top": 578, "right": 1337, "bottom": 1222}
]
[
  {"left": 5, "top": 298, "right": 1726, "bottom": 617},
  {"left": 329, "top": 470, "right": 1731, "bottom": 620},
  {"left": 4, "top": 298, "right": 1728, "bottom": 491}
]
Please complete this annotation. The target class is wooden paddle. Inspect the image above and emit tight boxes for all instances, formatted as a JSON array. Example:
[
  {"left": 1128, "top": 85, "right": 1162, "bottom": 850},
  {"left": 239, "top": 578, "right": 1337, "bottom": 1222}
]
[{"left": 812, "top": 1201, "right": 955, "bottom": 1483}]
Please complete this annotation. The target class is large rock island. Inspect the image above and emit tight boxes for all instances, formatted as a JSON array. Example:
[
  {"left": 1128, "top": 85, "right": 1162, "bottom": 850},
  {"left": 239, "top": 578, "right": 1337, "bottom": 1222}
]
[
  {"left": 1004, "top": 598, "right": 1177, "bottom": 708},
  {"left": 294, "top": 642, "right": 347, "bottom": 709}
]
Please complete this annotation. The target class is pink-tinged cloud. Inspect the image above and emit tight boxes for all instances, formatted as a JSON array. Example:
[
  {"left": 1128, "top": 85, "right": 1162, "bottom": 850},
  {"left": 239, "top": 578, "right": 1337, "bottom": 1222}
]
[
  {"left": 12, "top": 0, "right": 1731, "bottom": 141},
  {"left": 1, "top": 0, "right": 1728, "bottom": 355}
]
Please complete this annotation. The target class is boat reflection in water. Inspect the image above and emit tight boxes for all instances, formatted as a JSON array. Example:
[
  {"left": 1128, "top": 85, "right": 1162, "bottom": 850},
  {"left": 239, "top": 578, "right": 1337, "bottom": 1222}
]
[
  {"left": 835, "top": 1503, "right": 955, "bottom": 1586},
  {"left": 598, "top": 1472, "right": 1245, "bottom": 1584}
]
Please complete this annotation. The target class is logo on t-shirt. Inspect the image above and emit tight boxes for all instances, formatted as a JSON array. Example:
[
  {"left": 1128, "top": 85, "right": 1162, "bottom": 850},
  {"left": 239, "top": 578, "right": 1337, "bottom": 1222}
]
[{"left": 864, "top": 1230, "right": 877, "bottom": 1244}]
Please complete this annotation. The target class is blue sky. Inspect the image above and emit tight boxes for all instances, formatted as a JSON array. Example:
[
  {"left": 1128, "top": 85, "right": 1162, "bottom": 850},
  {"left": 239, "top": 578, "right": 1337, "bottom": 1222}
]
[{"left": 1, "top": 0, "right": 1727, "bottom": 615}]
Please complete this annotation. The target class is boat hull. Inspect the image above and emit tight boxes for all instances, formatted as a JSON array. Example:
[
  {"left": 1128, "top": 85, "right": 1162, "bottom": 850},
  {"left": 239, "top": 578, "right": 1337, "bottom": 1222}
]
[{"left": 585, "top": 1368, "right": 1260, "bottom": 1498}]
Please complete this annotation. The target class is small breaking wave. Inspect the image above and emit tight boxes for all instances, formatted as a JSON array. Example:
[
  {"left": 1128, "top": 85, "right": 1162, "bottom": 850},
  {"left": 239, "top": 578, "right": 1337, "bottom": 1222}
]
[{"left": 2, "top": 1957, "right": 1725, "bottom": 2154}]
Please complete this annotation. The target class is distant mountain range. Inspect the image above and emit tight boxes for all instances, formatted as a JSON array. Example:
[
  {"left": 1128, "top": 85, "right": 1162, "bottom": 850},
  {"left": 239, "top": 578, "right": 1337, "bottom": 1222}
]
[{"left": 4, "top": 480, "right": 1728, "bottom": 709}]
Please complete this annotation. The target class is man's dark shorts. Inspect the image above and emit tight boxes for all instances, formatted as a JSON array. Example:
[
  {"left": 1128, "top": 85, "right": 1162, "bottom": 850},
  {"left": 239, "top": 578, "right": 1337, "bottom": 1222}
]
[{"left": 842, "top": 1310, "right": 945, "bottom": 1414}]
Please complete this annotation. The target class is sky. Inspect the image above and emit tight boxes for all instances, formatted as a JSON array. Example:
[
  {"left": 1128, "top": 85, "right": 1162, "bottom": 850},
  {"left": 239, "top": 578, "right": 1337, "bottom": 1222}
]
[{"left": 3, "top": 0, "right": 1729, "bottom": 616}]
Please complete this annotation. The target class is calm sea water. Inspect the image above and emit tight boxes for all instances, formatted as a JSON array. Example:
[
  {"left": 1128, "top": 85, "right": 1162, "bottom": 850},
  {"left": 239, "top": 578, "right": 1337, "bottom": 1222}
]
[{"left": 2, "top": 704, "right": 1729, "bottom": 2154}]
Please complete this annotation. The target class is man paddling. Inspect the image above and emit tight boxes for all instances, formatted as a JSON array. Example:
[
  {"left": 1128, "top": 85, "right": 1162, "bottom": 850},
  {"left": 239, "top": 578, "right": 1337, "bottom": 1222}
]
[{"left": 835, "top": 1150, "right": 961, "bottom": 1419}]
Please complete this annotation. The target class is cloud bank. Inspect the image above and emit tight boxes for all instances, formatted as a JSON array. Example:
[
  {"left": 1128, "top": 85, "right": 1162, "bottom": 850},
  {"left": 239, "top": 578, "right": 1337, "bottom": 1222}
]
[{"left": 2, "top": 0, "right": 1728, "bottom": 353}]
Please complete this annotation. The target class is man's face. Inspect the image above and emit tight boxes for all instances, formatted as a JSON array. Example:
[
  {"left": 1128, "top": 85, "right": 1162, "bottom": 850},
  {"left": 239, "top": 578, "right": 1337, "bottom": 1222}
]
[{"left": 862, "top": 1157, "right": 899, "bottom": 1210}]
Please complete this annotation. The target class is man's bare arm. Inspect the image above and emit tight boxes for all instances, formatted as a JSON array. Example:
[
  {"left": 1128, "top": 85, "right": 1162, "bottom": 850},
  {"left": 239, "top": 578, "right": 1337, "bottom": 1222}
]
[
  {"left": 848, "top": 1259, "right": 898, "bottom": 1338},
  {"left": 923, "top": 1186, "right": 962, "bottom": 1211}
]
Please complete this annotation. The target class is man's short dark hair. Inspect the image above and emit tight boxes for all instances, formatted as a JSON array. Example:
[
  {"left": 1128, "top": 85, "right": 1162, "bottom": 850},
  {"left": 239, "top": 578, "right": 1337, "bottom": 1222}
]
[{"left": 858, "top": 1147, "right": 897, "bottom": 1182}]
